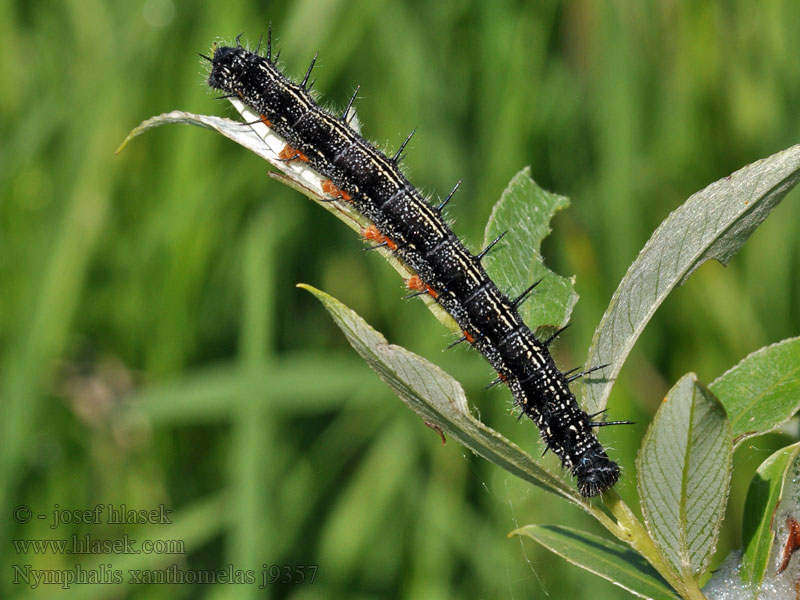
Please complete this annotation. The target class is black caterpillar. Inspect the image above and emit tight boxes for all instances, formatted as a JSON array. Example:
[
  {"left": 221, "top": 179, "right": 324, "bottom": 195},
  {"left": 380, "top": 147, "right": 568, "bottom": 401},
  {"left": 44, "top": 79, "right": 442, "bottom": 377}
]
[{"left": 205, "top": 33, "right": 623, "bottom": 497}]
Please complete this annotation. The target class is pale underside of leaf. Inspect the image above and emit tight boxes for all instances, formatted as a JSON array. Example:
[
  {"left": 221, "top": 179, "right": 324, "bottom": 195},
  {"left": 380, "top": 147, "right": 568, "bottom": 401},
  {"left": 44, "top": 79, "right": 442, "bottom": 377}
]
[
  {"left": 298, "top": 284, "right": 602, "bottom": 509},
  {"left": 118, "top": 106, "right": 458, "bottom": 332},
  {"left": 582, "top": 145, "right": 800, "bottom": 415},
  {"left": 637, "top": 374, "right": 733, "bottom": 579}
]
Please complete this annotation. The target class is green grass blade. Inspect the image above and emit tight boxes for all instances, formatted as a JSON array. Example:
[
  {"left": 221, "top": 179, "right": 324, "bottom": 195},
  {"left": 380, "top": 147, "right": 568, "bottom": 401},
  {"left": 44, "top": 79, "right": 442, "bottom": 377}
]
[
  {"left": 120, "top": 355, "right": 380, "bottom": 423},
  {"left": 0, "top": 125, "right": 113, "bottom": 540},
  {"left": 318, "top": 420, "right": 417, "bottom": 581}
]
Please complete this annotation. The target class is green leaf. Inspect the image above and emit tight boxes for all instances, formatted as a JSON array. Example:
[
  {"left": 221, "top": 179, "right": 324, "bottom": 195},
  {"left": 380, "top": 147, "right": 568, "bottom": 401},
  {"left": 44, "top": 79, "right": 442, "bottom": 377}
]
[
  {"left": 298, "top": 283, "right": 586, "bottom": 505},
  {"left": 637, "top": 373, "right": 733, "bottom": 579},
  {"left": 583, "top": 144, "right": 800, "bottom": 415},
  {"left": 740, "top": 442, "right": 800, "bottom": 588},
  {"left": 709, "top": 337, "right": 800, "bottom": 445},
  {"left": 483, "top": 167, "right": 577, "bottom": 333},
  {"left": 512, "top": 525, "right": 680, "bottom": 600},
  {"left": 318, "top": 421, "right": 417, "bottom": 576}
]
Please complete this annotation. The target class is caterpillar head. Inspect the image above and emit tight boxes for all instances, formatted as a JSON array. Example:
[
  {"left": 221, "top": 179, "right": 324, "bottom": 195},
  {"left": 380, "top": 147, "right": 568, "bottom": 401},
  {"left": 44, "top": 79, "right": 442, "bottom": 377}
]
[
  {"left": 206, "top": 45, "right": 292, "bottom": 128},
  {"left": 207, "top": 46, "right": 250, "bottom": 92},
  {"left": 574, "top": 453, "right": 621, "bottom": 497}
]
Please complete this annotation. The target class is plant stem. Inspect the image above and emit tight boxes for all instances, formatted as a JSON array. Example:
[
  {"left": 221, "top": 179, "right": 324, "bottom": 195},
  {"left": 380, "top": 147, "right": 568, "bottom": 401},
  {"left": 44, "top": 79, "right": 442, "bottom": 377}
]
[{"left": 600, "top": 491, "right": 707, "bottom": 600}]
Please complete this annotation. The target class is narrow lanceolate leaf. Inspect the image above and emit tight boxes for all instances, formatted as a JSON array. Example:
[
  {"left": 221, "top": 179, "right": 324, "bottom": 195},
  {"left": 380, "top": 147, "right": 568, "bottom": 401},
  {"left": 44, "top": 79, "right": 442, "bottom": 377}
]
[
  {"left": 117, "top": 108, "right": 371, "bottom": 229},
  {"left": 483, "top": 167, "right": 578, "bottom": 334},
  {"left": 117, "top": 110, "right": 365, "bottom": 230},
  {"left": 298, "top": 284, "right": 586, "bottom": 506},
  {"left": 512, "top": 525, "right": 680, "bottom": 600},
  {"left": 637, "top": 374, "right": 733, "bottom": 579},
  {"left": 740, "top": 442, "right": 800, "bottom": 589},
  {"left": 709, "top": 337, "right": 800, "bottom": 445},
  {"left": 118, "top": 108, "right": 457, "bottom": 332},
  {"left": 583, "top": 144, "right": 800, "bottom": 415},
  {"left": 120, "top": 110, "right": 282, "bottom": 171}
]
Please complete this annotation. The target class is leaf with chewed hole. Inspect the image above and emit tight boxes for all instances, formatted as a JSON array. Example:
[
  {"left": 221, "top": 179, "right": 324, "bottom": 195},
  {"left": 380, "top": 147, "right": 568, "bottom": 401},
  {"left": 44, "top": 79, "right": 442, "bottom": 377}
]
[
  {"left": 583, "top": 145, "right": 800, "bottom": 415},
  {"left": 709, "top": 337, "right": 800, "bottom": 446},
  {"left": 512, "top": 525, "right": 680, "bottom": 600},
  {"left": 483, "top": 167, "right": 577, "bottom": 335},
  {"left": 637, "top": 373, "right": 732, "bottom": 580},
  {"left": 298, "top": 283, "right": 589, "bottom": 503},
  {"left": 740, "top": 442, "right": 800, "bottom": 589}
]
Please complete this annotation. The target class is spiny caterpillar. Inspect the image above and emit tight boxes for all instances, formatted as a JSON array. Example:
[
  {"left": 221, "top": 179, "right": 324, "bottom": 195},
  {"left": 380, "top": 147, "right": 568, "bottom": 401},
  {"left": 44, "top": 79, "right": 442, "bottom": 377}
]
[{"left": 204, "top": 32, "right": 627, "bottom": 497}]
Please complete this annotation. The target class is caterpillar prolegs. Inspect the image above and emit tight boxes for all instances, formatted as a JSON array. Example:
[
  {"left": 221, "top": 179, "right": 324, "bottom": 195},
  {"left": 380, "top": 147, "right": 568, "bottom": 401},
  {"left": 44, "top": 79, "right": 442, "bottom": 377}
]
[{"left": 206, "top": 33, "right": 625, "bottom": 497}]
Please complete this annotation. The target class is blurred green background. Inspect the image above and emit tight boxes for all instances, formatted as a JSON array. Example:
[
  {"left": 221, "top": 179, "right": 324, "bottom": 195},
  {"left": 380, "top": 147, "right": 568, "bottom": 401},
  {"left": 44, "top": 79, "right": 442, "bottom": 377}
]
[{"left": 2, "top": 1, "right": 799, "bottom": 598}]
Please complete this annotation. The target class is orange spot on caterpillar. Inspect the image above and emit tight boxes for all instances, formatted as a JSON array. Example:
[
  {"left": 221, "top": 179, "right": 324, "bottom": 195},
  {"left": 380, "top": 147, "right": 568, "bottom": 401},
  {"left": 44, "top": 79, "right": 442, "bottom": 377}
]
[
  {"left": 321, "top": 179, "right": 352, "bottom": 202},
  {"left": 278, "top": 146, "right": 293, "bottom": 160},
  {"left": 407, "top": 275, "right": 424, "bottom": 291},
  {"left": 363, "top": 225, "right": 383, "bottom": 242},
  {"left": 406, "top": 275, "right": 439, "bottom": 299},
  {"left": 259, "top": 114, "right": 272, "bottom": 127},
  {"left": 361, "top": 225, "right": 397, "bottom": 250},
  {"left": 279, "top": 144, "right": 309, "bottom": 162},
  {"left": 464, "top": 331, "right": 475, "bottom": 344}
]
